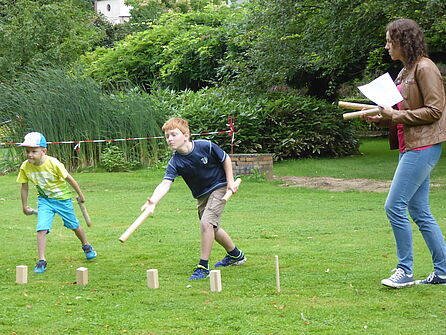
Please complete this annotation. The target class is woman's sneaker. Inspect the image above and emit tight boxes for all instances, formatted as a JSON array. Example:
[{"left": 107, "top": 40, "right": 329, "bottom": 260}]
[
  {"left": 214, "top": 251, "right": 247, "bottom": 267},
  {"left": 34, "top": 260, "right": 47, "bottom": 273},
  {"left": 416, "top": 272, "right": 446, "bottom": 285},
  {"left": 82, "top": 244, "right": 97, "bottom": 260},
  {"left": 381, "top": 268, "right": 415, "bottom": 288},
  {"left": 189, "top": 265, "right": 210, "bottom": 280}
]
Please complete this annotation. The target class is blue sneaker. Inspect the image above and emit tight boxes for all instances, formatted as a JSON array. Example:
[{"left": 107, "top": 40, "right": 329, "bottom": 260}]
[
  {"left": 416, "top": 272, "right": 446, "bottom": 285},
  {"left": 214, "top": 251, "right": 246, "bottom": 267},
  {"left": 381, "top": 268, "right": 415, "bottom": 288},
  {"left": 189, "top": 265, "right": 210, "bottom": 280},
  {"left": 34, "top": 260, "right": 47, "bottom": 273},
  {"left": 82, "top": 244, "right": 97, "bottom": 260}
]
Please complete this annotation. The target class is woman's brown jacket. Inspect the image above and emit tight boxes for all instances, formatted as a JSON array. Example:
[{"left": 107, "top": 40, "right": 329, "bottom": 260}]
[{"left": 387, "top": 57, "right": 446, "bottom": 150}]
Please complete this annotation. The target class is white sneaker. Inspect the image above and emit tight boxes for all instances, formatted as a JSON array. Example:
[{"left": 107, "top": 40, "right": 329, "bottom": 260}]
[{"left": 381, "top": 268, "right": 415, "bottom": 288}]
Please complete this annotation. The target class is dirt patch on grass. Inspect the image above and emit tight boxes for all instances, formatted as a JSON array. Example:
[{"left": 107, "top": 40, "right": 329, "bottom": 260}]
[
  {"left": 277, "top": 176, "right": 441, "bottom": 193},
  {"left": 276, "top": 176, "right": 392, "bottom": 192}
]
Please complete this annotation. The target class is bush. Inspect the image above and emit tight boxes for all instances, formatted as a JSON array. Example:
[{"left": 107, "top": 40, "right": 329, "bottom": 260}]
[
  {"left": 147, "top": 87, "right": 266, "bottom": 153},
  {"left": 149, "top": 87, "right": 359, "bottom": 160},
  {"left": 265, "top": 93, "right": 359, "bottom": 159},
  {"left": 79, "top": 7, "right": 234, "bottom": 91},
  {"left": 100, "top": 145, "right": 139, "bottom": 172}
]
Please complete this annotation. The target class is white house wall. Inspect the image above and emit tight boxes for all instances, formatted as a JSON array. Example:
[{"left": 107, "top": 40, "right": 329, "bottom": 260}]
[{"left": 95, "top": 0, "right": 132, "bottom": 25}]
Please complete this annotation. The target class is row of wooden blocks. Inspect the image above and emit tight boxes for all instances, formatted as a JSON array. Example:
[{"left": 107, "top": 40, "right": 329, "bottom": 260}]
[
  {"left": 15, "top": 266, "right": 223, "bottom": 292},
  {"left": 15, "top": 265, "right": 90, "bottom": 285},
  {"left": 147, "top": 269, "right": 223, "bottom": 291},
  {"left": 16, "top": 256, "right": 281, "bottom": 292}
]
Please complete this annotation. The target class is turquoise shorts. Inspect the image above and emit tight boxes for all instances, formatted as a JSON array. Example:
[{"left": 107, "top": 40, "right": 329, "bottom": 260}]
[{"left": 37, "top": 197, "right": 80, "bottom": 233}]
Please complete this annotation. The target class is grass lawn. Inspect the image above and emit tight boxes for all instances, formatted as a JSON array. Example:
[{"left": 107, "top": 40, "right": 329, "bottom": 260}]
[{"left": 1, "top": 138, "right": 446, "bottom": 334}]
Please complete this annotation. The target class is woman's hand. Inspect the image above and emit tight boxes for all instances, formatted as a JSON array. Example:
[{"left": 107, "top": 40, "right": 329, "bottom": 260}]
[
  {"left": 378, "top": 105, "right": 394, "bottom": 119},
  {"left": 360, "top": 112, "right": 382, "bottom": 123}
]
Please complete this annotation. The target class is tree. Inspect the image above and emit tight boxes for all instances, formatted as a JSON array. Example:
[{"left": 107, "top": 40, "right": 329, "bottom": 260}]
[
  {"left": 79, "top": 6, "right": 236, "bottom": 91},
  {"left": 126, "top": 0, "right": 224, "bottom": 26},
  {"left": 0, "top": 0, "right": 105, "bottom": 81},
  {"left": 224, "top": 0, "right": 446, "bottom": 99}
]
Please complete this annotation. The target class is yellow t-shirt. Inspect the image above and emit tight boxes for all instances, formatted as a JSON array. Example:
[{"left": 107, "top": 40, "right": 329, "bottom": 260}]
[{"left": 17, "top": 156, "right": 72, "bottom": 200}]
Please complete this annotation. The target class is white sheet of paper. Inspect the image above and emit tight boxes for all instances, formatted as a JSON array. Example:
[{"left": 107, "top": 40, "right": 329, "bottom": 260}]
[{"left": 358, "top": 72, "right": 403, "bottom": 107}]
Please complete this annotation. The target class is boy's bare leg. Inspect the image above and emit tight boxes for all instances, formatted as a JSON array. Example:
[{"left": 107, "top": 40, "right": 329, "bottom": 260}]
[
  {"left": 73, "top": 226, "right": 88, "bottom": 246},
  {"left": 214, "top": 227, "right": 236, "bottom": 252},
  {"left": 37, "top": 230, "right": 47, "bottom": 260},
  {"left": 200, "top": 221, "right": 215, "bottom": 260}
]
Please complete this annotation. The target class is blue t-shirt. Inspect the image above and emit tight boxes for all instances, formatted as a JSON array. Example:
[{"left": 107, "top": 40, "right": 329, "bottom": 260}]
[{"left": 164, "top": 140, "right": 227, "bottom": 198}]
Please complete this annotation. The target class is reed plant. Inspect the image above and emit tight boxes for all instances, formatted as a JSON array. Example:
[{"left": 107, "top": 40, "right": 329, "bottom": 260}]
[{"left": 0, "top": 69, "right": 166, "bottom": 170}]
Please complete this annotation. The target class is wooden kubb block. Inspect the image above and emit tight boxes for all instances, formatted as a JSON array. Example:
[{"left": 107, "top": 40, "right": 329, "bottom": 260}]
[
  {"left": 16, "top": 265, "right": 28, "bottom": 284},
  {"left": 147, "top": 269, "right": 159, "bottom": 289},
  {"left": 210, "top": 270, "right": 222, "bottom": 292},
  {"left": 76, "top": 267, "right": 88, "bottom": 286}
]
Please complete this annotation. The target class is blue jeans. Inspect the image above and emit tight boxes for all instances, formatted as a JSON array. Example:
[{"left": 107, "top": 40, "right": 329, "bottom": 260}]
[{"left": 385, "top": 143, "right": 446, "bottom": 275}]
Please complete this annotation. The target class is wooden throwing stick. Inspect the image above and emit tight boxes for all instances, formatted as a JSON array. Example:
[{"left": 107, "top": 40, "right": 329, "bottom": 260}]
[
  {"left": 338, "top": 101, "right": 381, "bottom": 120},
  {"left": 119, "top": 207, "right": 154, "bottom": 243},
  {"left": 222, "top": 178, "right": 242, "bottom": 202}
]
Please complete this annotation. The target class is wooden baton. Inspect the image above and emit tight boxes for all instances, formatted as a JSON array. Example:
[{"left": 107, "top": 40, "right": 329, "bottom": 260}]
[
  {"left": 338, "top": 101, "right": 380, "bottom": 120},
  {"left": 77, "top": 198, "right": 92, "bottom": 227},
  {"left": 119, "top": 207, "right": 154, "bottom": 243},
  {"left": 222, "top": 178, "right": 242, "bottom": 202},
  {"left": 338, "top": 101, "right": 377, "bottom": 110},
  {"left": 343, "top": 108, "right": 380, "bottom": 120}
]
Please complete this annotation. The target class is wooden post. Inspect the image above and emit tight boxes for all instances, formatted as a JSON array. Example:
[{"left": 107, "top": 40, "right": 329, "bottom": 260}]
[
  {"left": 76, "top": 267, "right": 88, "bottom": 286},
  {"left": 147, "top": 269, "right": 159, "bottom": 289},
  {"left": 210, "top": 270, "right": 222, "bottom": 292},
  {"left": 275, "top": 255, "right": 281, "bottom": 293},
  {"left": 16, "top": 265, "right": 28, "bottom": 284}
]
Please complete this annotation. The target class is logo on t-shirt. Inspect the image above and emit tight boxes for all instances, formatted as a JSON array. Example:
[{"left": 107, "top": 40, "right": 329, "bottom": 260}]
[{"left": 200, "top": 157, "right": 208, "bottom": 164}]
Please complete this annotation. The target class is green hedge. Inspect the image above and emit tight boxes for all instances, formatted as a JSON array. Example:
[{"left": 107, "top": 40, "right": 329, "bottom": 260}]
[{"left": 149, "top": 88, "right": 359, "bottom": 160}]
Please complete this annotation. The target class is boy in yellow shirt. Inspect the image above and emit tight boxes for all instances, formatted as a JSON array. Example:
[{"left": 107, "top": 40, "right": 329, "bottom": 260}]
[{"left": 17, "top": 132, "right": 97, "bottom": 273}]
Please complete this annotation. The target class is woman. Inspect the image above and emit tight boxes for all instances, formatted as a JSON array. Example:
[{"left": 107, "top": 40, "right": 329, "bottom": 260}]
[{"left": 367, "top": 18, "right": 446, "bottom": 288}]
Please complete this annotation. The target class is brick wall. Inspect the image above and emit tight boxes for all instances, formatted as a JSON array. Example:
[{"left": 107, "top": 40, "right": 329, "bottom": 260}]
[{"left": 230, "top": 153, "right": 273, "bottom": 180}]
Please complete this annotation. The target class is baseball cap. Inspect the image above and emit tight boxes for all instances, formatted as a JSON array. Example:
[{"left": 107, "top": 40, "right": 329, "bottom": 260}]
[{"left": 19, "top": 132, "right": 47, "bottom": 148}]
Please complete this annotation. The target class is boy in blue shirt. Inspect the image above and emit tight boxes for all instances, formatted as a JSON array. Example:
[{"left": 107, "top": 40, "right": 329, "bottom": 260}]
[
  {"left": 17, "top": 132, "right": 97, "bottom": 273},
  {"left": 142, "top": 118, "right": 246, "bottom": 280}
]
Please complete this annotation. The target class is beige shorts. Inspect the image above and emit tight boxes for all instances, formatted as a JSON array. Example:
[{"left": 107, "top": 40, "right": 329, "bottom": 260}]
[{"left": 197, "top": 186, "right": 227, "bottom": 228}]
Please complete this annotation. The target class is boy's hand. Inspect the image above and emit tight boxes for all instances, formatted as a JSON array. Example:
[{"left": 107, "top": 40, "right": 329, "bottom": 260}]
[
  {"left": 227, "top": 179, "right": 239, "bottom": 194},
  {"left": 23, "top": 206, "right": 36, "bottom": 216},
  {"left": 141, "top": 198, "right": 156, "bottom": 213},
  {"left": 222, "top": 178, "right": 242, "bottom": 202}
]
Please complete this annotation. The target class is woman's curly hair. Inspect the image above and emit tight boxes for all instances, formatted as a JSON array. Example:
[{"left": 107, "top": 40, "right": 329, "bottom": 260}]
[{"left": 386, "top": 18, "right": 427, "bottom": 69}]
